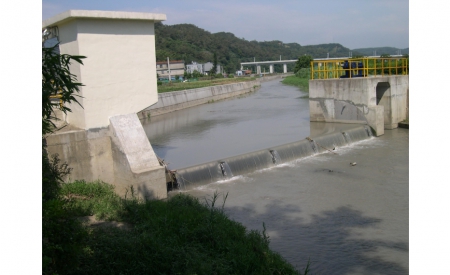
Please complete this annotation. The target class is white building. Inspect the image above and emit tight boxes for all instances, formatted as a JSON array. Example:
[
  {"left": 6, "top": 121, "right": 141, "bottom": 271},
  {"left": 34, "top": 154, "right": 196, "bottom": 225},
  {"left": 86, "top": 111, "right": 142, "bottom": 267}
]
[
  {"left": 156, "top": 60, "right": 185, "bottom": 80},
  {"left": 186, "top": 62, "right": 204, "bottom": 74},
  {"left": 186, "top": 61, "right": 222, "bottom": 75}
]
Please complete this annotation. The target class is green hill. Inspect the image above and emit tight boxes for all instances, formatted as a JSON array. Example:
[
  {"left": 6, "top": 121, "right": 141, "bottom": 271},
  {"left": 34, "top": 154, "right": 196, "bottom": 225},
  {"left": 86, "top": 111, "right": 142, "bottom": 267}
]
[
  {"left": 154, "top": 22, "right": 408, "bottom": 73},
  {"left": 155, "top": 23, "right": 353, "bottom": 73}
]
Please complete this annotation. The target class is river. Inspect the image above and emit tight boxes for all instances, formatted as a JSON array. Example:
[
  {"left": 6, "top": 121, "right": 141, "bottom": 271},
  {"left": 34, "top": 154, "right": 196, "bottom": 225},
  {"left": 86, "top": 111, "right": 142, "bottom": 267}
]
[{"left": 141, "top": 79, "right": 409, "bottom": 274}]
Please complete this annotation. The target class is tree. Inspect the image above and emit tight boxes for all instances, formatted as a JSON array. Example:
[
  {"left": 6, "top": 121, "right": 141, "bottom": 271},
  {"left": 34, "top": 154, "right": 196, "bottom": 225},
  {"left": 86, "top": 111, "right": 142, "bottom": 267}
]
[
  {"left": 192, "top": 70, "right": 202, "bottom": 78},
  {"left": 211, "top": 52, "right": 218, "bottom": 76},
  {"left": 42, "top": 44, "right": 85, "bottom": 136},
  {"left": 294, "top": 55, "right": 313, "bottom": 73},
  {"left": 42, "top": 44, "right": 87, "bottom": 274}
]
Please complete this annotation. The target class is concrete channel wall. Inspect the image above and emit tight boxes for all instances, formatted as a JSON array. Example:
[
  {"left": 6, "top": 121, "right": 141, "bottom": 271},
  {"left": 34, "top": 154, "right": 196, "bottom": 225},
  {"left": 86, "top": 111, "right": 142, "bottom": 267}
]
[
  {"left": 138, "top": 74, "right": 290, "bottom": 119},
  {"left": 46, "top": 114, "right": 167, "bottom": 200},
  {"left": 309, "top": 75, "right": 409, "bottom": 136}
]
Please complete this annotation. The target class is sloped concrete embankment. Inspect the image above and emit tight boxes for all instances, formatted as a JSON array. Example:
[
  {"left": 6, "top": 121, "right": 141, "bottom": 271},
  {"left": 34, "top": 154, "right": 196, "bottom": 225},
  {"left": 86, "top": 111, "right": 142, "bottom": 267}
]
[{"left": 138, "top": 80, "right": 260, "bottom": 119}]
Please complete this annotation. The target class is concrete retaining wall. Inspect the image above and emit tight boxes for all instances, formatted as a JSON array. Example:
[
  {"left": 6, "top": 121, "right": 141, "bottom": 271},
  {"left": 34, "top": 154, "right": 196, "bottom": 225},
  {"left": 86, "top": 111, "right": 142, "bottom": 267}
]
[
  {"left": 138, "top": 80, "right": 260, "bottom": 118},
  {"left": 46, "top": 113, "right": 167, "bottom": 200},
  {"left": 309, "top": 75, "right": 409, "bottom": 136},
  {"left": 137, "top": 74, "right": 290, "bottom": 119}
]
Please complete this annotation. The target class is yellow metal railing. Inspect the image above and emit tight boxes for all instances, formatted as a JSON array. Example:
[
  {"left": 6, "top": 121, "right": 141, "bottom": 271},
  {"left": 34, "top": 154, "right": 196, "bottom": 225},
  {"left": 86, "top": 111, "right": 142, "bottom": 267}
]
[{"left": 310, "top": 57, "right": 409, "bottom": 80}]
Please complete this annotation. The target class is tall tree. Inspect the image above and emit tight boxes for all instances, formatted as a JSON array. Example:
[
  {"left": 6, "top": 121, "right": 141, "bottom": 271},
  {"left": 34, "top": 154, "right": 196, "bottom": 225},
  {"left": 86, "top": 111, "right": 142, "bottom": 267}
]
[
  {"left": 211, "top": 52, "right": 218, "bottom": 75},
  {"left": 294, "top": 55, "right": 313, "bottom": 73}
]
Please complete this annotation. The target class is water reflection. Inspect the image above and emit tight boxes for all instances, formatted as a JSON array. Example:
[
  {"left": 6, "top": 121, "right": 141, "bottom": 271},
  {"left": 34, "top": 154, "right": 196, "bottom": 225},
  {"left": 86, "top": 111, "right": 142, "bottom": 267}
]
[{"left": 142, "top": 80, "right": 311, "bottom": 169}]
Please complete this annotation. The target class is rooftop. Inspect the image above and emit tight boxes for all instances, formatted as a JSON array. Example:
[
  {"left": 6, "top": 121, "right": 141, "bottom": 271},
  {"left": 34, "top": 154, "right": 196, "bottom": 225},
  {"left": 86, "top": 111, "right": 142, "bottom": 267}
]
[{"left": 43, "top": 10, "right": 166, "bottom": 28}]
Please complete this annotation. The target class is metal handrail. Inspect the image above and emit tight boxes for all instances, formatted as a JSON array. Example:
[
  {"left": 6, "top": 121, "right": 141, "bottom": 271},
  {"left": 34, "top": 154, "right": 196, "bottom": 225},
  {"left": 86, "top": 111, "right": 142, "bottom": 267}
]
[{"left": 310, "top": 57, "right": 409, "bottom": 80}]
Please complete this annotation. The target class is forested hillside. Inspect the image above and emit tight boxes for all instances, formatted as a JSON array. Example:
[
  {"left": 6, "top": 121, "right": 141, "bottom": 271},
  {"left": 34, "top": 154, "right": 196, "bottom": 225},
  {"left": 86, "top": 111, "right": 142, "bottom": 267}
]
[
  {"left": 154, "top": 23, "right": 354, "bottom": 73},
  {"left": 154, "top": 22, "right": 407, "bottom": 73}
]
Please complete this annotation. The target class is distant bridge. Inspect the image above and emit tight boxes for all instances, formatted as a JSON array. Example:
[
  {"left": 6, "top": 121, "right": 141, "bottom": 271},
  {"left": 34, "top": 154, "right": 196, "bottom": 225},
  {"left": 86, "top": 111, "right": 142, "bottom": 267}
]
[{"left": 240, "top": 55, "right": 404, "bottom": 74}]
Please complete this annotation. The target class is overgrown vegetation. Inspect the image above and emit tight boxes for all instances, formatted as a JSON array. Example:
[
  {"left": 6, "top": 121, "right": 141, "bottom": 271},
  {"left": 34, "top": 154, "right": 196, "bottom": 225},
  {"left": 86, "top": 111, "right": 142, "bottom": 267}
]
[
  {"left": 52, "top": 181, "right": 307, "bottom": 274},
  {"left": 42, "top": 44, "right": 88, "bottom": 274},
  {"left": 282, "top": 68, "right": 310, "bottom": 93},
  {"left": 42, "top": 44, "right": 85, "bottom": 136}
]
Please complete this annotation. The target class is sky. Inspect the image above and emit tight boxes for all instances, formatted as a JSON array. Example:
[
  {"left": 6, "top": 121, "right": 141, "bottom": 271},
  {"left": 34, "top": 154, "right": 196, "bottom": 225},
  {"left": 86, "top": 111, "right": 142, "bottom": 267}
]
[{"left": 42, "top": 0, "right": 409, "bottom": 50}]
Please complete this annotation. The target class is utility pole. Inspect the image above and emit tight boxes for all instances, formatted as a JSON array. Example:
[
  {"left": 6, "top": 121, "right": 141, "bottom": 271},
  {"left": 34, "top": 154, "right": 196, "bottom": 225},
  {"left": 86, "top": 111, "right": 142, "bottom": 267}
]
[{"left": 167, "top": 57, "right": 171, "bottom": 82}]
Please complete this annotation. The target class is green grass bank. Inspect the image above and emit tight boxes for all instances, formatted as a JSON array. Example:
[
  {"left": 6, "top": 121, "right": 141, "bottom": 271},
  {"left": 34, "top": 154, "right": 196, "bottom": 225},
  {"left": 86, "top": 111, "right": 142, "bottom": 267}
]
[
  {"left": 281, "top": 68, "right": 310, "bottom": 94},
  {"left": 158, "top": 77, "right": 257, "bottom": 93},
  {"left": 44, "top": 180, "right": 310, "bottom": 275},
  {"left": 281, "top": 76, "right": 309, "bottom": 92}
]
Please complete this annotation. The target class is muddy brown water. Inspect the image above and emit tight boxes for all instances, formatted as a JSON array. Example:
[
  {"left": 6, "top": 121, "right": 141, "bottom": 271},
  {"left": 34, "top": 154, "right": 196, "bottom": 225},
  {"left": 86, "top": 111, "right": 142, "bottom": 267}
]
[{"left": 142, "top": 79, "right": 409, "bottom": 274}]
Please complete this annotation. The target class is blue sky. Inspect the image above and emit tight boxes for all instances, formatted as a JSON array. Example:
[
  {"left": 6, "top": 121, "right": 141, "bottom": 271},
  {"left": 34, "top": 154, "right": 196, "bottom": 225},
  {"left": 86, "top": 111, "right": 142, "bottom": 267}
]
[{"left": 42, "top": 0, "right": 409, "bottom": 49}]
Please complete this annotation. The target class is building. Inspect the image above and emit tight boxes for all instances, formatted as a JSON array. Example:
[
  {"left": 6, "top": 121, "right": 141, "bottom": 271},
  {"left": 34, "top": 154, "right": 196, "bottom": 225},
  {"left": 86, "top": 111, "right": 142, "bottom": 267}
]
[
  {"left": 186, "top": 61, "right": 222, "bottom": 75},
  {"left": 156, "top": 60, "right": 185, "bottom": 80},
  {"left": 203, "top": 62, "right": 221, "bottom": 75},
  {"left": 43, "top": 10, "right": 168, "bottom": 200},
  {"left": 186, "top": 62, "right": 203, "bottom": 75}
]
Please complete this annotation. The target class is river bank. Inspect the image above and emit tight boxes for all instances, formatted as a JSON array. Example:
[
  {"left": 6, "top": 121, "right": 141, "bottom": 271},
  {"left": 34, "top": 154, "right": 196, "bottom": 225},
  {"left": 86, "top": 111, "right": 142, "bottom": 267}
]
[
  {"left": 138, "top": 74, "right": 292, "bottom": 119},
  {"left": 44, "top": 180, "right": 304, "bottom": 274}
]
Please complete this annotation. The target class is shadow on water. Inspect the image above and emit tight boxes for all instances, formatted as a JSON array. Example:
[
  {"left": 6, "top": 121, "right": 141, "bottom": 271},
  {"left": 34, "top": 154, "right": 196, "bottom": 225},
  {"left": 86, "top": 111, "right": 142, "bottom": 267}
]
[{"left": 223, "top": 201, "right": 408, "bottom": 275}]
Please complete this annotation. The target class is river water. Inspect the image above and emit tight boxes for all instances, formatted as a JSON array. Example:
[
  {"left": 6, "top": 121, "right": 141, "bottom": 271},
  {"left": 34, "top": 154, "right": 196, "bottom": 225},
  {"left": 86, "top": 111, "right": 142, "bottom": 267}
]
[{"left": 141, "top": 79, "right": 409, "bottom": 274}]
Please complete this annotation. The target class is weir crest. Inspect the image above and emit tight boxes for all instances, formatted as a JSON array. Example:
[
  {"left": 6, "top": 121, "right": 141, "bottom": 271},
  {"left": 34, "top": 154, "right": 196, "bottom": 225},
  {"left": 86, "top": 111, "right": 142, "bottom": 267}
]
[{"left": 174, "top": 125, "right": 373, "bottom": 190}]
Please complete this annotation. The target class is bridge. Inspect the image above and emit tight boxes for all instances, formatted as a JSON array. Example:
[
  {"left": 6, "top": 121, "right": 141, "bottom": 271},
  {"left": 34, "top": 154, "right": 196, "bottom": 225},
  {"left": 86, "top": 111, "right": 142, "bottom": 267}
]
[{"left": 240, "top": 55, "right": 404, "bottom": 74}]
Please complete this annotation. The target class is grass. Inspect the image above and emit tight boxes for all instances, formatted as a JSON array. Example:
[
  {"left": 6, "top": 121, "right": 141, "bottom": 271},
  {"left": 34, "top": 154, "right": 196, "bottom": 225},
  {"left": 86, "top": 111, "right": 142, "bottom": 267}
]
[
  {"left": 158, "top": 77, "right": 257, "bottom": 93},
  {"left": 53, "top": 180, "right": 307, "bottom": 275},
  {"left": 282, "top": 75, "right": 309, "bottom": 93}
]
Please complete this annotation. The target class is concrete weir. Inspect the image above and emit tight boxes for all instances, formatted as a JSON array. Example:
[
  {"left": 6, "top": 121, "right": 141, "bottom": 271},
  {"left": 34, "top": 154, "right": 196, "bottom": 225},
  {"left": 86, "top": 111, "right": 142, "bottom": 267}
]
[
  {"left": 175, "top": 125, "right": 373, "bottom": 189},
  {"left": 309, "top": 75, "right": 409, "bottom": 136}
]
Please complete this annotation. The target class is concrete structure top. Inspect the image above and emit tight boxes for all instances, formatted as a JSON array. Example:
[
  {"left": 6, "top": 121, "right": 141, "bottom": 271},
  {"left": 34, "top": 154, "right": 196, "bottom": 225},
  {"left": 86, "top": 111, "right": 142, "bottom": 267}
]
[
  {"left": 241, "top": 60, "right": 298, "bottom": 66},
  {"left": 43, "top": 10, "right": 167, "bottom": 28}
]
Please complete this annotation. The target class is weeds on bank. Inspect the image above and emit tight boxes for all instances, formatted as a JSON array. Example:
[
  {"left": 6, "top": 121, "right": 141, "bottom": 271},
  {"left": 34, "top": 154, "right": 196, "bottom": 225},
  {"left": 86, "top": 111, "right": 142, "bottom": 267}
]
[
  {"left": 281, "top": 75, "right": 309, "bottom": 93},
  {"left": 49, "top": 181, "right": 308, "bottom": 275},
  {"left": 45, "top": 178, "right": 313, "bottom": 274}
]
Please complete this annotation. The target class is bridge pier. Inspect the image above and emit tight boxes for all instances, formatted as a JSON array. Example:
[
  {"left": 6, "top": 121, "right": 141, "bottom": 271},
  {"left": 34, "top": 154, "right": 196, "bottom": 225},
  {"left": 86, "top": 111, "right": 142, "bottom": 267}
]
[
  {"left": 257, "top": 65, "right": 261, "bottom": 74},
  {"left": 283, "top": 64, "right": 287, "bottom": 73},
  {"left": 269, "top": 64, "right": 274, "bottom": 74},
  {"left": 309, "top": 76, "right": 409, "bottom": 136}
]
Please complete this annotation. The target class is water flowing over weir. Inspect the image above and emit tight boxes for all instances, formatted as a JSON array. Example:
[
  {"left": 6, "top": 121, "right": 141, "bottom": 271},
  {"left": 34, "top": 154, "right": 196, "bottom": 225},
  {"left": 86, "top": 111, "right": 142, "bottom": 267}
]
[{"left": 175, "top": 125, "right": 373, "bottom": 189}]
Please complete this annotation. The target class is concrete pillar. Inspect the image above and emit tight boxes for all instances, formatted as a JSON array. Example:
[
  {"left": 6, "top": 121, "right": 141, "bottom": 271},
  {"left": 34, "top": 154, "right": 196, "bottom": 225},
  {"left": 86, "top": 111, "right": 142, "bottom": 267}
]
[
  {"left": 269, "top": 64, "right": 274, "bottom": 74},
  {"left": 257, "top": 65, "right": 261, "bottom": 74},
  {"left": 283, "top": 63, "right": 287, "bottom": 73}
]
